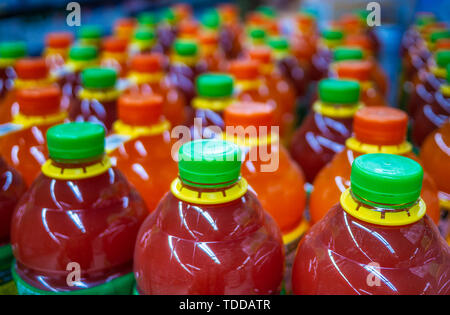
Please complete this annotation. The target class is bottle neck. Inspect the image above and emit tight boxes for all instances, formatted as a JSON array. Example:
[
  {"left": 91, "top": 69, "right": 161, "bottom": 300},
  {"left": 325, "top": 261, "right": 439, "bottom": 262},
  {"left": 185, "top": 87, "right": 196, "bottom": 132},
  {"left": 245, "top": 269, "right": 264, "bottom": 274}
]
[{"left": 42, "top": 154, "right": 112, "bottom": 180}]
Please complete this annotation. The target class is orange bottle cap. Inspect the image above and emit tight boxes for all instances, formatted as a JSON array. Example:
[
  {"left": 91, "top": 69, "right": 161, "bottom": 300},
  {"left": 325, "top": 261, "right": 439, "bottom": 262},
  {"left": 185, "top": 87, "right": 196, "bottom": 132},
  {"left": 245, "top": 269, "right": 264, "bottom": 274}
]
[
  {"left": 248, "top": 47, "right": 272, "bottom": 64},
  {"left": 229, "top": 59, "right": 260, "bottom": 80},
  {"left": 118, "top": 93, "right": 163, "bottom": 126},
  {"left": 354, "top": 107, "right": 408, "bottom": 146},
  {"left": 45, "top": 32, "right": 74, "bottom": 49},
  {"left": 130, "top": 53, "right": 162, "bottom": 73},
  {"left": 247, "top": 12, "right": 266, "bottom": 27},
  {"left": 173, "top": 3, "right": 192, "bottom": 20},
  {"left": 17, "top": 85, "right": 61, "bottom": 116},
  {"left": 179, "top": 20, "right": 199, "bottom": 36},
  {"left": 436, "top": 38, "right": 450, "bottom": 50},
  {"left": 102, "top": 36, "right": 128, "bottom": 53},
  {"left": 224, "top": 101, "right": 274, "bottom": 129},
  {"left": 199, "top": 32, "right": 219, "bottom": 45},
  {"left": 336, "top": 60, "right": 372, "bottom": 82},
  {"left": 115, "top": 18, "right": 137, "bottom": 29},
  {"left": 15, "top": 58, "right": 49, "bottom": 80},
  {"left": 344, "top": 34, "right": 373, "bottom": 51}
]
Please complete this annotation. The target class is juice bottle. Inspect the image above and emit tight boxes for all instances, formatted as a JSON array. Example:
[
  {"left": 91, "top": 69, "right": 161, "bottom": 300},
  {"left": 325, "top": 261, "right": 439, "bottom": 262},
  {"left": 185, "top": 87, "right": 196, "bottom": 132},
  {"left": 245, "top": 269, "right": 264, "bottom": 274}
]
[
  {"left": 63, "top": 45, "right": 98, "bottom": 110},
  {"left": 223, "top": 102, "right": 306, "bottom": 293},
  {"left": 0, "top": 58, "right": 53, "bottom": 124},
  {"left": 268, "top": 36, "right": 308, "bottom": 98},
  {"left": 248, "top": 47, "right": 297, "bottom": 141},
  {"left": 187, "top": 73, "right": 234, "bottom": 139},
  {"left": 155, "top": 9, "right": 177, "bottom": 56},
  {"left": 133, "top": 139, "right": 284, "bottom": 294},
  {"left": 0, "top": 42, "right": 26, "bottom": 107},
  {"left": 137, "top": 12, "right": 157, "bottom": 31},
  {"left": 178, "top": 19, "right": 200, "bottom": 40},
  {"left": 199, "top": 31, "right": 226, "bottom": 72},
  {"left": 113, "top": 18, "right": 137, "bottom": 42},
  {"left": 408, "top": 49, "right": 450, "bottom": 118},
  {"left": 217, "top": 3, "right": 243, "bottom": 59},
  {"left": 78, "top": 25, "right": 102, "bottom": 49},
  {"left": 309, "top": 29, "right": 343, "bottom": 83},
  {"left": 335, "top": 60, "right": 387, "bottom": 107},
  {"left": 44, "top": 32, "right": 74, "bottom": 72},
  {"left": 421, "top": 120, "right": 450, "bottom": 243},
  {"left": 0, "top": 157, "right": 26, "bottom": 294},
  {"left": 290, "top": 79, "right": 361, "bottom": 183},
  {"left": 246, "top": 28, "right": 267, "bottom": 50},
  {"left": 11, "top": 122, "right": 148, "bottom": 294},
  {"left": 69, "top": 67, "right": 120, "bottom": 133},
  {"left": 310, "top": 107, "right": 440, "bottom": 225},
  {"left": 126, "top": 53, "right": 186, "bottom": 127},
  {"left": 100, "top": 37, "right": 128, "bottom": 77},
  {"left": 168, "top": 40, "right": 207, "bottom": 105},
  {"left": 108, "top": 93, "right": 177, "bottom": 212},
  {"left": 292, "top": 153, "right": 450, "bottom": 295},
  {"left": 0, "top": 85, "right": 67, "bottom": 186},
  {"left": 229, "top": 59, "right": 268, "bottom": 103},
  {"left": 412, "top": 63, "right": 450, "bottom": 146},
  {"left": 128, "top": 28, "right": 156, "bottom": 55}
]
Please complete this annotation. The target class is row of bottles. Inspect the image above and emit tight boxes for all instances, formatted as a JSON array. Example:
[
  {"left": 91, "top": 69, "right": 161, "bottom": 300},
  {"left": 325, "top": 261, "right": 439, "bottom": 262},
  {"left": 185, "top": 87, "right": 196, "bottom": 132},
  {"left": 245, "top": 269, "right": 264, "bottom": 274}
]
[{"left": 0, "top": 3, "right": 448, "bottom": 295}]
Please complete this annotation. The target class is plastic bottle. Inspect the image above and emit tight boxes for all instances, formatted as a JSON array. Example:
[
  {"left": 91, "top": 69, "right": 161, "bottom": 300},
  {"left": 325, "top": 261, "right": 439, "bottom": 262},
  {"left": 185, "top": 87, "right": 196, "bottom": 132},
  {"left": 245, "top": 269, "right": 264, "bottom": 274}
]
[
  {"left": 290, "top": 79, "right": 361, "bottom": 183},
  {"left": 421, "top": 120, "right": 450, "bottom": 243},
  {"left": 11, "top": 122, "right": 148, "bottom": 294},
  {"left": 0, "top": 157, "right": 26, "bottom": 294},
  {"left": 408, "top": 49, "right": 450, "bottom": 119},
  {"left": 0, "top": 42, "right": 26, "bottom": 104},
  {"left": 78, "top": 25, "right": 102, "bottom": 49},
  {"left": 268, "top": 36, "right": 308, "bottom": 98},
  {"left": 0, "top": 85, "right": 67, "bottom": 186},
  {"left": 113, "top": 18, "right": 137, "bottom": 42},
  {"left": 187, "top": 73, "right": 234, "bottom": 139},
  {"left": 168, "top": 40, "right": 207, "bottom": 105},
  {"left": 69, "top": 67, "right": 120, "bottom": 133},
  {"left": 310, "top": 107, "right": 440, "bottom": 225},
  {"left": 126, "top": 53, "right": 186, "bottom": 127},
  {"left": 335, "top": 60, "right": 387, "bottom": 107},
  {"left": 292, "top": 153, "right": 450, "bottom": 295},
  {"left": 412, "top": 63, "right": 450, "bottom": 146},
  {"left": 248, "top": 47, "right": 297, "bottom": 141},
  {"left": 0, "top": 58, "right": 54, "bottom": 124},
  {"left": 136, "top": 12, "right": 157, "bottom": 31},
  {"left": 100, "top": 37, "right": 129, "bottom": 77},
  {"left": 134, "top": 139, "right": 284, "bottom": 294},
  {"left": 199, "top": 12, "right": 227, "bottom": 72},
  {"left": 223, "top": 102, "right": 306, "bottom": 292},
  {"left": 62, "top": 45, "right": 99, "bottom": 110},
  {"left": 44, "top": 32, "right": 74, "bottom": 72},
  {"left": 217, "top": 3, "right": 243, "bottom": 60},
  {"left": 155, "top": 9, "right": 177, "bottom": 56},
  {"left": 108, "top": 93, "right": 177, "bottom": 212},
  {"left": 129, "top": 28, "right": 156, "bottom": 55}
]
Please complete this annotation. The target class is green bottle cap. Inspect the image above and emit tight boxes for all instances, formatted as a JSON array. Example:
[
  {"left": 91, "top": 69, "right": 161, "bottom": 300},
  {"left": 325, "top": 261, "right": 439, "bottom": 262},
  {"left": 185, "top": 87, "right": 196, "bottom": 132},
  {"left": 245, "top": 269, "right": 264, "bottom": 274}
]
[
  {"left": 0, "top": 41, "right": 26, "bottom": 59},
  {"left": 249, "top": 28, "right": 267, "bottom": 40},
  {"left": 79, "top": 25, "right": 102, "bottom": 39},
  {"left": 431, "top": 30, "right": 450, "bottom": 43},
  {"left": 161, "top": 9, "right": 176, "bottom": 24},
  {"left": 447, "top": 64, "right": 450, "bottom": 83},
  {"left": 47, "top": 122, "right": 105, "bottom": 162},
  {"left": 138, "top": 12, "right": 157, "bottom": 27},
  {"left": 415, "top": 13, "right": 435, "bottom": 26},
  {"left": 174, "top": 40, "right": 198, "bottom": 56},
  {"left": 178, "top": 139, "right": 242, "bottom": 188},
  {"left": 134, "top": 28, "right": 156, "bottom": 41},
  {"left": 436, "top": 50, "right": 450, "bottom": 68},
  {"left": 322, "top": 29, "right": 344, "bottom": 41},
  {"left": 81, "top": 68, "right": 117, "bottom": 89},
  {"left": 351, "top": 154, "right": 423, "bottom": 208},
  {"left": 257, "top": 6, "right": 276, "bottom": 19},
  {"left": 333, "top": 47, "right": 364, "bottom": 61},
  {"left": 69, "top": 45, "right": 98, "bottom": 61},
  {"left": 267, "top": 36, "right": 289, "bottom": 51},
  {"left": 201, "top": 10, "right": 221, "bottom": 29},
  {"left": 319, "top": 79, "right": 360, "bottom": 104},
  {"left": 196, "top": 73, "right": 234, "bottom": 98}
]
